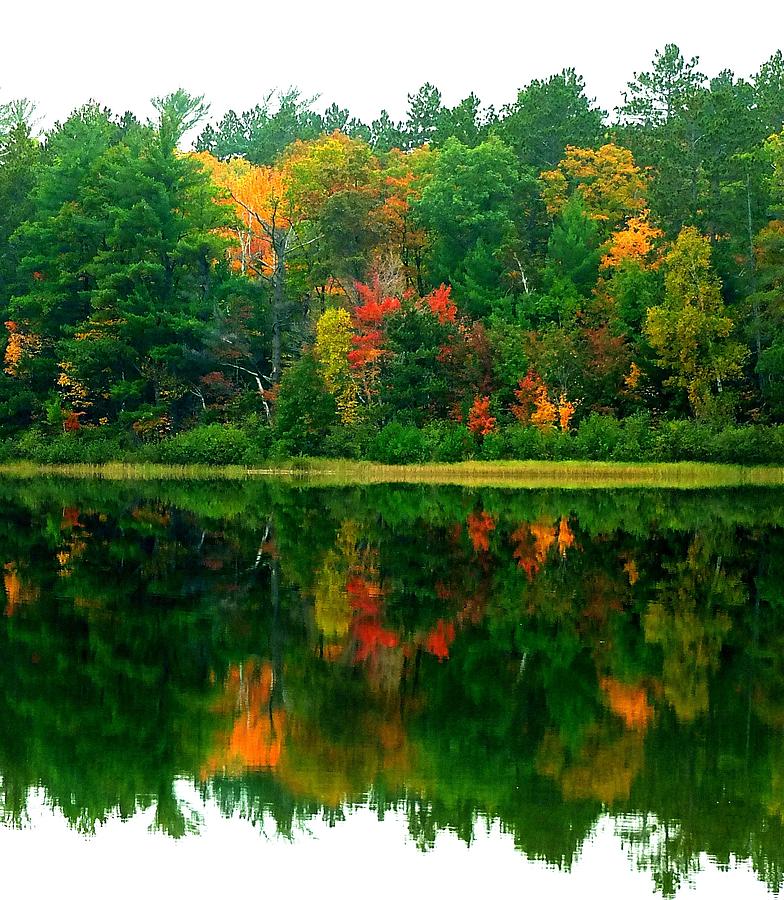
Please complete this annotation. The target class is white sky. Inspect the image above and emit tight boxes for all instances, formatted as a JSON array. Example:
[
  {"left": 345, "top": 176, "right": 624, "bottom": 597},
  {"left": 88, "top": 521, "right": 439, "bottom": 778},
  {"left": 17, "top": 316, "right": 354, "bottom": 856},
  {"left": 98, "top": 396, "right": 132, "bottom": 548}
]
[
  {"left": 0, "top": 788, "right": 772, "bottom": 899},
  {"left": 1, "top": 0, "right": 783, "bottom": 134}
]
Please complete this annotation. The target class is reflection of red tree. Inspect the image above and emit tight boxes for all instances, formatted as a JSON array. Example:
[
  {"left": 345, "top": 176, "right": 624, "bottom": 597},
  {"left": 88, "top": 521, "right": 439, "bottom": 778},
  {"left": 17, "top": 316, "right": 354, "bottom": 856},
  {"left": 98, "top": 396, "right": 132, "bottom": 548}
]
[
  {"left": 347, "top": 576, "right": 398, "bottom": 662},
  {"left": 425, "top": 619, "right": 456, "bottom": 660},
  {"left": 467, "top": 511, "right": 495, "bottom": 552}
]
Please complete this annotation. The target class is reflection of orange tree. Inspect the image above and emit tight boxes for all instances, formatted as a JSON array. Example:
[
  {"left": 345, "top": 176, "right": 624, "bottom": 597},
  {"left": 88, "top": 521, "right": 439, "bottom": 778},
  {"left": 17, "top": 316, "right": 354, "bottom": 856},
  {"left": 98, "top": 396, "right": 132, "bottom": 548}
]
[
  {"left": 202, "top": 660, "right": 285, "bottom": 777},
  {"left": 3, "top": 562, "right": 39, "bottom": 617},
  {"left": 511, "top": 517, "right": 576, "bottom": 579},
  {"left": 600, "top": 678, "right": 654, "bottom": 731}
]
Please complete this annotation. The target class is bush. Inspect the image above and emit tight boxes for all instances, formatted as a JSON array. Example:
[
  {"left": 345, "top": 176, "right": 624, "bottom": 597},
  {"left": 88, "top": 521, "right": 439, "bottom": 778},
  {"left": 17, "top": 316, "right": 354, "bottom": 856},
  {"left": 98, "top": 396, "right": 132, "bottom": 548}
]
[
  {"left": 366, "top": 423, "right": 427, "bottom": 464},
  {"left": 322, "top": 425, "right": 374, "bottom": 460},
  {"left": 11, "top": 427, "right": 128, "bottom": 464},
  {"left": 155, "top": 424, "right": 252, "bottom": 465},
  {"left": 573, "top": 414, "right": 624, "bottom": 460},
  {"left": 421, "top": 423, "right": 475, "bottom": 462},
  {"left": 504, "top": 425, "right": 556, "bottom": 460}
]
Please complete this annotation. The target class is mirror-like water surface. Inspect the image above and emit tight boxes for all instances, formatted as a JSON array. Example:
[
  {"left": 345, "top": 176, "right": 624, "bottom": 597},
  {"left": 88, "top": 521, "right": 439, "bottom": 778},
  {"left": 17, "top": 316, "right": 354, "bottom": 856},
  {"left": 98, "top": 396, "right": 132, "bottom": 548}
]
[{"left": 0, "top": 479, "right": 782, "bottom": 897}]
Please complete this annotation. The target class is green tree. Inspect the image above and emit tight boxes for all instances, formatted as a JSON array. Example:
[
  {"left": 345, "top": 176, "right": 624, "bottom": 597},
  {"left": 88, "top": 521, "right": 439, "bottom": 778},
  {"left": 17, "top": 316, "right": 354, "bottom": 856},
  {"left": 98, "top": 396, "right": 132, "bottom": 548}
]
[
  {"left": 497, "top": 69, "right": 605, "bottom": 171},
  {"left": 414, "top": 136, "right": 535, "bottom": 317},
  {"left": 644, "top": 227, "right": 748, "bottom": 419}
]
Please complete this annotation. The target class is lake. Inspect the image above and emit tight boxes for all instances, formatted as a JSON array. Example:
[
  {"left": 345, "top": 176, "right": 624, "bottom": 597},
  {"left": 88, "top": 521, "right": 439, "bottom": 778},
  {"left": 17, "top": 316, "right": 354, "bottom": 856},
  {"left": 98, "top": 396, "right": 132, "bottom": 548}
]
[{"left": 0, "top": 477, "right": 782, "bottom": 898}]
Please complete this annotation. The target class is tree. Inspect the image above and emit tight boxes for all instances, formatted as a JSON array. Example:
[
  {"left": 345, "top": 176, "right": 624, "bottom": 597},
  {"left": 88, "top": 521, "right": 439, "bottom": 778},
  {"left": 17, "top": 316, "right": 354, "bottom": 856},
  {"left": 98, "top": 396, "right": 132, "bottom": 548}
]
[
  {"left": 403, "top": 83, "right": 443, "bottom": 149},
  {"left": 151, "top": 89, "right": 209, "bottom": 152},
  {"left": 540, "top": 144, "right": 648, "bottom": 234},
  {"left": 196, "top": 89, "right": 323, "bottom": 165},
  {"left": 616, "top": 45, "right": 707, "bottom": 236},
  {"left": 414, "top": 136, "right": 535, "bottom": 317},
  {"left": 497, "top": 69, "right": 605, "bottom": 171},
  {"left": 315, "top": 307, "right": 360, "bottom": 425},
  {"left": 644, "top": 227, "right": 748, "bottom": 418},
  {"left": 273, "top": 353, "right": 337, "bottom": 453}
]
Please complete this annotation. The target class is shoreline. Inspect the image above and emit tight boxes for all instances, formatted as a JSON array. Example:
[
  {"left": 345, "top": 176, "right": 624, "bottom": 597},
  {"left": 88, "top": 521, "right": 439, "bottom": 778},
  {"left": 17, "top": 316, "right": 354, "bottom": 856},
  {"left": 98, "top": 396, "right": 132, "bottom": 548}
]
[{"left": 0, "top": 459, "right": 782, "bottom": 489}]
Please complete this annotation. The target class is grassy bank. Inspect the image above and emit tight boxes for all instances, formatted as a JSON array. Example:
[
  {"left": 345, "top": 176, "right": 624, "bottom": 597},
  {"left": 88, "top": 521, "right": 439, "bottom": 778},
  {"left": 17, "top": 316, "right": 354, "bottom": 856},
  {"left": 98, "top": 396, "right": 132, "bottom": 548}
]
[{"left": 0, "top": 459, "right": 783, "bottom": 489}]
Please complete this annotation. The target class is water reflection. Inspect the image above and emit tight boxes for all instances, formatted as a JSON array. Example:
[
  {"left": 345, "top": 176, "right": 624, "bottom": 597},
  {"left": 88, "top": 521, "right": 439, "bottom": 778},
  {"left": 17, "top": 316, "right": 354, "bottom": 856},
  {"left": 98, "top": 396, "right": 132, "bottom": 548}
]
[{"left": 0, "top": 479, "right": 782, "bottom": 895}]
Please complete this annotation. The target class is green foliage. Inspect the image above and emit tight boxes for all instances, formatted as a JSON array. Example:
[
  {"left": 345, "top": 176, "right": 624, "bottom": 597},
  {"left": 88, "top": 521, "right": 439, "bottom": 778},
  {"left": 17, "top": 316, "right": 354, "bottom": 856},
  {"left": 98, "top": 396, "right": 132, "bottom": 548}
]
[
  {"left": 274, "top": 354, "right": 337, "bottom": 455},
  {"left": 155, "top": 424, "right": 254, "bottom": 465},
  {"left": 413, "top": 136, "right": 534, "bottom": 317}
]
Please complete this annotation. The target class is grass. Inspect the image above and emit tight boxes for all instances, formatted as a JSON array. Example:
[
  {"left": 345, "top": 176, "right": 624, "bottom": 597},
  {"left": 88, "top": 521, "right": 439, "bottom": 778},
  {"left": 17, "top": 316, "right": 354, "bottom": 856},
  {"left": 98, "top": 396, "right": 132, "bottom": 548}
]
[{"left": 0, "top": 458, "right": 783, "bottom": 489}]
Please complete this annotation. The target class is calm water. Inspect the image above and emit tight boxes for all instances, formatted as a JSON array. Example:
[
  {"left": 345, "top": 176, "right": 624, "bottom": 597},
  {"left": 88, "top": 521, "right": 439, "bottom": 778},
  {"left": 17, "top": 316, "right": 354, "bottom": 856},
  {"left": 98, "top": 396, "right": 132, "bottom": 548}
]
[{"left": 0, "top": 478, "right": 783, "bottom": 897}]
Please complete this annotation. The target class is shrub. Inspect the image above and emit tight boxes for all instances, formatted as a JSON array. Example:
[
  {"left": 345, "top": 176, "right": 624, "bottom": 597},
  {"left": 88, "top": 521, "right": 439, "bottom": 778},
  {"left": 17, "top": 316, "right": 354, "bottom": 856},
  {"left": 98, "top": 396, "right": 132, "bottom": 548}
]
[
  {"left": 155, "top": 424, "right": 252, "bottom": 465},
  {"left": 421, "top": 423, "right": 475, "bottom": 462},
  {"left": 367, "top": 423, "right": 427, "bottom": 464},
  {"left": 573, "top": 414, "right": 624, "bottom": 460}
]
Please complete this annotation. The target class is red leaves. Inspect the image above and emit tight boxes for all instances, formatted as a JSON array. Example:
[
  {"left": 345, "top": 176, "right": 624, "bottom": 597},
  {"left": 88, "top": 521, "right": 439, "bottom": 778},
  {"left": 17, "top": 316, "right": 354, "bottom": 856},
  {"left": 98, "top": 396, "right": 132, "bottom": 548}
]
[
  {"left": 467, "top": 511, "right": 495, "bottom": 552},
  {"left": 511, "top": 370, "right": 544, "bottom": 426},
  {"left": 425, "top": 619, "right": 456, "bottom": 661},
  {"left": 63, "top": 411, "right": 85, "bottom": 432},
  {"left": 423, "top": 283, "right": 457, "bottom": 324},
  {"left": 468, "top": 395, "right": 496, "bottom": 436},
  {"left": 354, "top": 278, "right": 401, "bottom": 325}
]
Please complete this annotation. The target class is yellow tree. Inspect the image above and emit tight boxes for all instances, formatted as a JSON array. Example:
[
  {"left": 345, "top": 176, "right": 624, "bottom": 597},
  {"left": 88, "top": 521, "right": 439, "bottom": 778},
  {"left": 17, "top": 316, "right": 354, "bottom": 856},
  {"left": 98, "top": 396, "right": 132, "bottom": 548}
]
[
  {"left": 540, "top": 143, "right": 648, "bottom": 233},
  {"left": 195, "top": 133, "right": 381, "bottom": 383},
  {"left": 644, "top": 226, "right": 748, "bottom": 418},
  {"left": 314, "top": 307, "right": 360, "bottom": 424}
]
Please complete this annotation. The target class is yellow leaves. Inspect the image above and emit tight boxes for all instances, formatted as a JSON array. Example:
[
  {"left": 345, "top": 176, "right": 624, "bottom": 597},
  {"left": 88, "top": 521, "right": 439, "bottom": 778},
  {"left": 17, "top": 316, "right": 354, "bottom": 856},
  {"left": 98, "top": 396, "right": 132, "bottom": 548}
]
[
  {"left": 192, "top": 151, "right": 287, "bottom": 275},
  {"left": 541, "top": 143, "right": 648, "bottom": 231},
  {"left": 57, "top": 361, "right": 91, "bottom": 411},
  {"left": 315, "top": 307, "right": 361, "bottom": 425},
  {"left": 624, "top": 362, "right": 643, "bottom": 391},
  {"left": 536, "top": 725, "right": 645, "bottom": 804},
  {"left": 282, "top": 131, "right": 380, "bottom": 220},
  {"left": 531, "top": 385, "right": 557, "bottom": 431}
]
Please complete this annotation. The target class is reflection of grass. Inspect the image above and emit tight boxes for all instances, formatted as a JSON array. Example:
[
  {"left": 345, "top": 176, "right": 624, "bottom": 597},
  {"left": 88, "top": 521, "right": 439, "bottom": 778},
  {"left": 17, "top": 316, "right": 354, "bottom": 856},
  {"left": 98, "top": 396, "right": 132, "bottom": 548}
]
[{"left": 0, "top": 459, "right": 783, "bottom": 488}]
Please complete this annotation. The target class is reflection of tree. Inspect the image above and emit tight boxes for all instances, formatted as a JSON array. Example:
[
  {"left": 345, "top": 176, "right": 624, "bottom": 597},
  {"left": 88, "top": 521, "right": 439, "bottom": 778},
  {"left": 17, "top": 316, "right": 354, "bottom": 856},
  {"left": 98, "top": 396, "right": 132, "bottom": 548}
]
[
  {"left": 643, "top": 533, "right": 746, "bottom": 722},
  {"left": 0, "top": 481, "right": 779, "bottom": 895}
]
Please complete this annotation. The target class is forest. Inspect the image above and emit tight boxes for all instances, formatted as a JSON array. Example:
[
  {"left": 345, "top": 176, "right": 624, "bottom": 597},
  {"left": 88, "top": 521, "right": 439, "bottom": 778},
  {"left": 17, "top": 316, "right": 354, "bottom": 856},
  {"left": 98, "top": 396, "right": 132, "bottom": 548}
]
[{"left": 1, "top": 44, "right": 784, "bottom": 464}]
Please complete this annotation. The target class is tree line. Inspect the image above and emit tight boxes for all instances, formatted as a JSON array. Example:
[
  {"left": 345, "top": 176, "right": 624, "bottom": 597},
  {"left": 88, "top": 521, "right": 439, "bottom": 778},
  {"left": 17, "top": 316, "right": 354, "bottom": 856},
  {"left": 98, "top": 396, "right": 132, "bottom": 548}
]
[{"left": 1, "top": 44, "right": 783, "bottom": 463}]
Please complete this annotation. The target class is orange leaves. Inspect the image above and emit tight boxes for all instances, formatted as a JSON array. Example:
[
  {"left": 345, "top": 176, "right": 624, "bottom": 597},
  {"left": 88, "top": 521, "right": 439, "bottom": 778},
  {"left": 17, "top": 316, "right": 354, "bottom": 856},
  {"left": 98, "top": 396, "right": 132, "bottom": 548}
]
[
  {"left": 512, "top": 370, "right": 577, "bottom": 433},
  {"left": 467, "top": 511, "right": 495, "bottom": 552},
  {"left": 531, "top": 386, "right": 558, "bottom": 431},
  {"left": 558, "top": 395, "right": 576, "bottom": 431},
  {"left": 203, "top": 661, "right": 285, "bottom": 776},
  {"left": 600, "top": 677, "right": 654, "bottom": 731},
  {"left": 511, "top": 370, "right": 541, "bottom": 425},
  {"left": 467, "top": 395, "right": 496, "bottom": 436},
  {"left": 601, "top": 213, "right": 663, "bottom": 270},
  {"left": 3, "top": 321, "right": 41, "bottom": 376}
]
